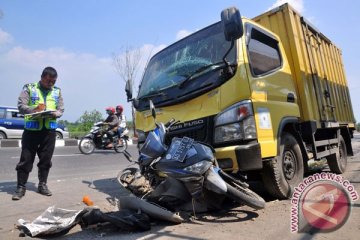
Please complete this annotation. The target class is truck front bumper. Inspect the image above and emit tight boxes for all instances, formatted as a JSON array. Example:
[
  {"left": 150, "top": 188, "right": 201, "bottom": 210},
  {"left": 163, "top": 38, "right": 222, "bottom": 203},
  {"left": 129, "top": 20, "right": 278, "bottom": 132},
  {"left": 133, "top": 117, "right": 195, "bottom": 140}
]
[{"left": 215, "top": 142, "right": 263, "bottom": 172}]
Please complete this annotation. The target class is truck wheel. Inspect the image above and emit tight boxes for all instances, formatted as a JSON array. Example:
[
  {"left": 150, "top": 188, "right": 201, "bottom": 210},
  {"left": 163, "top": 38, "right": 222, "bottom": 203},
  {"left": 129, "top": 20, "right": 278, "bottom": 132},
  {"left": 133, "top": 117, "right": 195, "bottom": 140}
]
[
  {"left": 326, "top": 135, "right": 347, "bottom": 174},
  {"left": 262, "top": 132, "right": 304, "bottom": 199}
]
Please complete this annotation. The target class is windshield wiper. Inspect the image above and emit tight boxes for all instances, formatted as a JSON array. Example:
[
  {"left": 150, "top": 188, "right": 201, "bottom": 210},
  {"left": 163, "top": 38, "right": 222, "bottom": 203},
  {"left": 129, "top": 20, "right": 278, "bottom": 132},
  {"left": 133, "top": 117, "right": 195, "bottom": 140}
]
[
  {"left": 138, "top": 91, "right": 166, "bottom": 100},
  {"left": 178, "top": 62, "right": 225, "bottom": 89}
]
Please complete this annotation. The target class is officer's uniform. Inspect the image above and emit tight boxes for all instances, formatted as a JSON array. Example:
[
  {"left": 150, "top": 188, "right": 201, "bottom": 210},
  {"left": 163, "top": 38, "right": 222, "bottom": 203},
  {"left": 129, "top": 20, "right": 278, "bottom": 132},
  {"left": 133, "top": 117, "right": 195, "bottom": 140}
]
[{"left": 16, "top": 82, "right": 64, "bottom": 189}]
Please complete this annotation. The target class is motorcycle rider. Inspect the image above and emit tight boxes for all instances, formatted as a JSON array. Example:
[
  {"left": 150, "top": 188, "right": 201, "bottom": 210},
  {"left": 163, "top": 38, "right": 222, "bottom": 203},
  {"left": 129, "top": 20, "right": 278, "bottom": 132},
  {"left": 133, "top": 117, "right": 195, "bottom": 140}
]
[
  {"left": 115, "top": 105, "right": 126, "bottom": 138},
  {"left": 103, "top": 107, "right": 119, "bottom": 148}
]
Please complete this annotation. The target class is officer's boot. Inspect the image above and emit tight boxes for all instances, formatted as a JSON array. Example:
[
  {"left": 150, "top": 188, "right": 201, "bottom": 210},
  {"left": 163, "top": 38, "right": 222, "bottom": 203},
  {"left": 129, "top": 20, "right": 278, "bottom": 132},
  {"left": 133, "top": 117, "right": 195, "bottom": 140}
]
[
  {"left": 12, "top": 171, "right": 28, "bottom": 200},
  {"left": 38, "top": 169, "right": 52, "bottom": 196}
]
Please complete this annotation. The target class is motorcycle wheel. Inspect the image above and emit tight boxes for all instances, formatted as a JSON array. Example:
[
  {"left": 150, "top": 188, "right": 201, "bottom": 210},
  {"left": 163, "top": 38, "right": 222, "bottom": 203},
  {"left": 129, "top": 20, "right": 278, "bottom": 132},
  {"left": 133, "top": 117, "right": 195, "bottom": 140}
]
[
  {"left": 115, "top": 138, "right": 128, "bottom": 153},
  {"left": 225, "top": 182, "right": 265, "bottom": 210},
  {"left": 117, "top": 167, "right": 139, "bottom": 187},
  {"left": 79, "top": 138, "right": 95, "bottom": 155}
]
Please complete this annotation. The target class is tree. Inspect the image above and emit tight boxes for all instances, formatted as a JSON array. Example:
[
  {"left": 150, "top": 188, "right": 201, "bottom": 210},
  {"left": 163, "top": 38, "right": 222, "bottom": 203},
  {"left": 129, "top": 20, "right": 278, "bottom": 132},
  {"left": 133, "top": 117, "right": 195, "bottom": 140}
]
[
  {"left": 77, "top": 110, "right": 103, "bottom": 132},
  {"left": 113, "top": 46, "right": 143, "bottom": 88},
  {"left": 113, "top": 45, "right": 154, "bottom": 136},
  {"left": 57, "top": 119, "right": 69, "bottom": 126}
]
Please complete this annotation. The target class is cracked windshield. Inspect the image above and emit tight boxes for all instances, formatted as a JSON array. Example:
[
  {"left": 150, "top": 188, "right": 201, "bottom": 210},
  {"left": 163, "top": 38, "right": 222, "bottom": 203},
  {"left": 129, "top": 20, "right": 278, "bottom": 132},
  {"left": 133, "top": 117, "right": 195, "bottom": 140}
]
[{"left": 138, "top": 22, "right": 236, "bottom": 98}]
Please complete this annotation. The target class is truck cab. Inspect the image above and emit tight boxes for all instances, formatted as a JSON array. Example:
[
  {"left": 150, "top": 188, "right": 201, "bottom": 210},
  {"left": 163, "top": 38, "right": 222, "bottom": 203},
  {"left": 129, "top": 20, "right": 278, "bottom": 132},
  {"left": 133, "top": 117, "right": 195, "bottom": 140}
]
[{"left": 128, "top": 4, "right": 355, "bottom": 199}]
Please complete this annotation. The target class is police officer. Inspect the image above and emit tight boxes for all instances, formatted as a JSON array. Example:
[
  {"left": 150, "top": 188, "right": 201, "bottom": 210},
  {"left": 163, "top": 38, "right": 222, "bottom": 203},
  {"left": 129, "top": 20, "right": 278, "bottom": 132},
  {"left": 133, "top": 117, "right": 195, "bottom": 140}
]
[{"left": 12, "top": 66, "right": 64, "bottom": 200}]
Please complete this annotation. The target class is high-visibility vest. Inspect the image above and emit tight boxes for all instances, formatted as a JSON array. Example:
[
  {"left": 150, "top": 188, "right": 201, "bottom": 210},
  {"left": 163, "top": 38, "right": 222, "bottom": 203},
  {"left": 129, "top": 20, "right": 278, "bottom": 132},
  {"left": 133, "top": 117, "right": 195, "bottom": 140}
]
[{"left": 24, "top": 82, "right": 60, "bottom": 130}]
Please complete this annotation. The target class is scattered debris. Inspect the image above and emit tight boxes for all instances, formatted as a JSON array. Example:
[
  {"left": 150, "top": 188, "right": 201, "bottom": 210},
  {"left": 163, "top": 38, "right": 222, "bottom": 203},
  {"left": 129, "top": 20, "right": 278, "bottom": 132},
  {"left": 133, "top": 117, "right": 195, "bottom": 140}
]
[
  {"left": 83, "top": 195, "right": 94, "bottom": 206},
  {"left": 17, "top": 206, "right": 86, "bottom": 237},
  {"left": 15, "top": 195, "right": 184, "bottom": 237}
]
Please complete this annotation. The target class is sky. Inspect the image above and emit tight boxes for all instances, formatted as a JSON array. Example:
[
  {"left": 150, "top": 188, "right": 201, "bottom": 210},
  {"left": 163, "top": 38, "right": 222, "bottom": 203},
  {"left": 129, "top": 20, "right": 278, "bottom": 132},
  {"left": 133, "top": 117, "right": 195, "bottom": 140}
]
[{"left": 0, "top": 0, "right": 359, "bottom": 122}]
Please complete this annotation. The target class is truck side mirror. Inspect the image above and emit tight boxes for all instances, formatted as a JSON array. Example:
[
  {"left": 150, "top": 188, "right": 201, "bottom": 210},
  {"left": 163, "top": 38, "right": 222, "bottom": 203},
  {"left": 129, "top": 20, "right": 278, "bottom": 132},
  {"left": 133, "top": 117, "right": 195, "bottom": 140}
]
[
  {"left": 221, "top": 7, "right": 243, "bottom": 41},
  {"left": 125, "top": 79, "right": 133, "bottom": 102},
  {"left": 149, "top": 100, "right": 156, "bottom": 120}
]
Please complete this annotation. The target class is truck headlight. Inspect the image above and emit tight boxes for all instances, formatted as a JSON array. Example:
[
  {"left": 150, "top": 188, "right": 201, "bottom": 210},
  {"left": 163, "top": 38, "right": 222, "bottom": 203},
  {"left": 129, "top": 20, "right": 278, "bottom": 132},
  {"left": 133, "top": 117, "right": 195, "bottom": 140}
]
[
  {"left": 214, "top": 123, "right": 244, "bottom": 143},
  {"left": 214, "top": 101, "right": 257, "bottom": 143},
  {"left": 243, "top": 116, "right": 257, "bottom": 139},
  {"left": 184, "top": 160, "right": 212, "bottom": 175}
]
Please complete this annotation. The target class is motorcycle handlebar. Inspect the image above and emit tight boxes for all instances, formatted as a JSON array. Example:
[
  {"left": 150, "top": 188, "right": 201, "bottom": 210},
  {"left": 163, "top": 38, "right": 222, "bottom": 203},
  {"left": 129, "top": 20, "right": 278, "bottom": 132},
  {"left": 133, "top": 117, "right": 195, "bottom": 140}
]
[
  {"left": 165, "top": 119, "right": 180, "bottom": 131},
  {"left": 165, "top": 118, "right": 175, "bottom": 128}
]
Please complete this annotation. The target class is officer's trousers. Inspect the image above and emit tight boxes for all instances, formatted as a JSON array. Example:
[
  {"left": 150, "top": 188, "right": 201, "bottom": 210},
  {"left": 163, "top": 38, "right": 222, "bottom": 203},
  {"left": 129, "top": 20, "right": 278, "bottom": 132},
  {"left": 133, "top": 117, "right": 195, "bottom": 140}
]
[{"left": 16, "top": 129, "right": 56, "bottom": 174}]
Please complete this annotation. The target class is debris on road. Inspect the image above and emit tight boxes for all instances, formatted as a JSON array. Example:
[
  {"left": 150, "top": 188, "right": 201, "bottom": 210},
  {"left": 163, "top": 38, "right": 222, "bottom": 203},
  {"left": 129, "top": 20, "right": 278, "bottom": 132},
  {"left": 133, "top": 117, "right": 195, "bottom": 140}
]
[
  {"left": 118, "top": 195, "right": 184, "bottom": 223},
  {"left": 17, "top": 206, "right": 86, "bottom": 237},
  {"left": 15, "top": 196, "right": 183, "bottom": 237},
  {"left": 82, "top": 195, "right": 94, "bottom": 206}
]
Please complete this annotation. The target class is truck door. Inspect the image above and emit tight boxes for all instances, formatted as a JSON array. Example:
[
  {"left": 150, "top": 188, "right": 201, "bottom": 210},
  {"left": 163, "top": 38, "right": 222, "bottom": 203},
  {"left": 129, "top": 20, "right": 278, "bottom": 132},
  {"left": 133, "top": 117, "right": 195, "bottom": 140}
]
[{"left": 243, "top": 23, "right": 300, "bottom": 158}]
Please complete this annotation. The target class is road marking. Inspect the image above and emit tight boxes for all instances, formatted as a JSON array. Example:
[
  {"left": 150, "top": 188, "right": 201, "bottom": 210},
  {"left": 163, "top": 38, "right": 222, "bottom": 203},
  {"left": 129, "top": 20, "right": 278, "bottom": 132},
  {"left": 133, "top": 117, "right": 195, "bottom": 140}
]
[{"left": 11, "top": 154, "right": 82, "bottom": 159}]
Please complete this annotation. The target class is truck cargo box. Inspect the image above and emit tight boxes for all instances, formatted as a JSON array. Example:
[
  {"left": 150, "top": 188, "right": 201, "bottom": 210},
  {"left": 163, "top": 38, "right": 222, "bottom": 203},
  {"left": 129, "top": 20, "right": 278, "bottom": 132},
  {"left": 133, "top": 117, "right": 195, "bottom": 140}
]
[{"left": 252, "top": 3, "right": 355, "bottom": 128}]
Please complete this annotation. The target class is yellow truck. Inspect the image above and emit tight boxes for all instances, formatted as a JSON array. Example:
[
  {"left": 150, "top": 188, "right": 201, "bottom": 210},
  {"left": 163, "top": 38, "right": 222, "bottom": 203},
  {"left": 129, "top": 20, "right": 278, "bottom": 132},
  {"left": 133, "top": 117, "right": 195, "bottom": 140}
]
[{"left": 125, "top": 3, "right": 355, "bottom": 198}]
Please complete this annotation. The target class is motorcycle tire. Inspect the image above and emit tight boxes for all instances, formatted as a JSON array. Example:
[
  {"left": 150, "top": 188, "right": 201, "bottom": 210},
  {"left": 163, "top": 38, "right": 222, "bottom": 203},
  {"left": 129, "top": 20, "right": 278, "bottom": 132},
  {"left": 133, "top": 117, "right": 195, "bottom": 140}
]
[
  {"left": 79, "top": 138, "right": 96, "bottom": 155},
  {"left": 225, "top": 182, "right": 265, "bottom": 210},
  {"left": 117, "top": 167, "right": 139, "bottom": 188},
  {"left": 115, "top": 138, "right": 128, "bottom": 153}
]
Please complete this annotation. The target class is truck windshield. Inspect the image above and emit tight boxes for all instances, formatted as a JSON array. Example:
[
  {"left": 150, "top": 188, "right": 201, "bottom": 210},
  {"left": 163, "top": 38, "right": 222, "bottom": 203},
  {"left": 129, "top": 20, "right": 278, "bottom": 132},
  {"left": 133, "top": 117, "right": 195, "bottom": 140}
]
[{"left": 138, "top": 22, "right": 236, "bottom": 99}]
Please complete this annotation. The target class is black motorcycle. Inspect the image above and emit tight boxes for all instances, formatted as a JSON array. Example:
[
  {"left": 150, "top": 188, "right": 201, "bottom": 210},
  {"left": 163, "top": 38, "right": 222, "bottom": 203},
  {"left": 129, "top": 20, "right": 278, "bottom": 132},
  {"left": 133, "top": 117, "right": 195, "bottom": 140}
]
[
  {"left": 79, "top": 122, "right": 127, "bottom": 154},
  {"left": 119, "top": 101, "right": 265, "bottom": 212}
]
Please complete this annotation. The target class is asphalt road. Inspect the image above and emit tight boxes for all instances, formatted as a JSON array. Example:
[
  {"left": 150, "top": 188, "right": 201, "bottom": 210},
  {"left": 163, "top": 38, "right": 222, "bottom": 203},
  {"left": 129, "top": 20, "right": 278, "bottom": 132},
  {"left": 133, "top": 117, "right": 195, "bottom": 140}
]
[
  {"left": 0, "top": 137, "right": 360, "bottom": 239},
  {"left": 0, "top": 145, "right": 138, "bottom": 239}
]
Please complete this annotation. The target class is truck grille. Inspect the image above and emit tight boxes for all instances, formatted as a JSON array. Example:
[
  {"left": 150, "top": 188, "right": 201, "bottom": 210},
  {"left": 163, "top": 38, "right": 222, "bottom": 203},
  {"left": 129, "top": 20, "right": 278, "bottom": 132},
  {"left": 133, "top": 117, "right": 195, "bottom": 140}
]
[{"left": 165, "top": 116, "right": 214, "bottom": 145}]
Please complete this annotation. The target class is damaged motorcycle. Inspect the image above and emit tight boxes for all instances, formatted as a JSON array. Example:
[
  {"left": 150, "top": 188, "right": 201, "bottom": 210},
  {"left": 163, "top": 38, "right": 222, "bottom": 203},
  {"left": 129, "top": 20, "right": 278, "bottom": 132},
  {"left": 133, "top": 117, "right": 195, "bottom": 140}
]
[{"left": 118, "top": 100, "right": 265, "bottom": 213}]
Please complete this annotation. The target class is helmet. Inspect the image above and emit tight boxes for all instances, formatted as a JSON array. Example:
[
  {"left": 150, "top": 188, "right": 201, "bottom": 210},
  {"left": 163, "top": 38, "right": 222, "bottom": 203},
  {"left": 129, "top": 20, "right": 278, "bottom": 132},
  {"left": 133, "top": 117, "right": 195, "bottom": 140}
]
[
  {"left": 116, "top": 105, "right": 123, "bottom": 112},
  {"left": 105, "top": 107, "right": 115, "bottom": 114}
]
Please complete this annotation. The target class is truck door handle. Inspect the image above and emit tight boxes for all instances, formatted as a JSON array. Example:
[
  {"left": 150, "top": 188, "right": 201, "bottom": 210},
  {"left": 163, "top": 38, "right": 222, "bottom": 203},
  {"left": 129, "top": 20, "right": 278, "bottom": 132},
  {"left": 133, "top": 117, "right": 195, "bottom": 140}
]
[{"left": 287, "top": 93, "right": 295, "bottom": 103}]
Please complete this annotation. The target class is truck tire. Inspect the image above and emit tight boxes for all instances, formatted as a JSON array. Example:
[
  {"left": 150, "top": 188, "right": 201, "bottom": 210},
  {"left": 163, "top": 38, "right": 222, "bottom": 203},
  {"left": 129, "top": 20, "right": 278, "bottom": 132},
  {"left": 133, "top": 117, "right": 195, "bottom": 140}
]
[
  {"left": 225, "top": 182, "right": 265, "bottom": 210},
  {"left": 262, "top": 132, "right": 304, "bottom": 199},
  {"left": 326, "top": 135, "right": 347, "bottom": 174}
]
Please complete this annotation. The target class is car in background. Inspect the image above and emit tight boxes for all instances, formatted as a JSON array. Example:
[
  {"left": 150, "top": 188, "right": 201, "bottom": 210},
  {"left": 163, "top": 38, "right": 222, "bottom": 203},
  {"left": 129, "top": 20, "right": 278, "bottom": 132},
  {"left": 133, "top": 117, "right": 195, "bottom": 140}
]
[{"left": 0, "top": 106, "right": 69, "bottom": 139}]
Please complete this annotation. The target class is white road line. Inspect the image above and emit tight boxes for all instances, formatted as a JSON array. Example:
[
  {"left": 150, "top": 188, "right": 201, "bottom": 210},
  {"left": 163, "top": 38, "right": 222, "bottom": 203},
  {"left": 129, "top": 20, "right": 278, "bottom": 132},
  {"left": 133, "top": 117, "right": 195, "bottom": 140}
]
[{"left": 11, "top": 154, "right": 82, "bottom": 159}]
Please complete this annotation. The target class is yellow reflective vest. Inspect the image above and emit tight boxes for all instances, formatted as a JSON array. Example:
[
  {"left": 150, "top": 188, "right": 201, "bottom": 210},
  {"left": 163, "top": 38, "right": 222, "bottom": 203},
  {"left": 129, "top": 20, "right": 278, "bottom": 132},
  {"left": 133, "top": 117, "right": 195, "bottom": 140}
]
[{"left": 24, "top": 83, "right": 60, "bottom": 130}]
